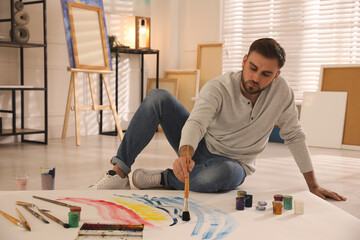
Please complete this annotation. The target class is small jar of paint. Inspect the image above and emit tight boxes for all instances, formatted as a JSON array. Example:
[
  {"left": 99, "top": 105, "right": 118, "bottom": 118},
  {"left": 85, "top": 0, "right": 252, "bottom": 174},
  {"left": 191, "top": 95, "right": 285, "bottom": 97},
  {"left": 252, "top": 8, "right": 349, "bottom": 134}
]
[
  {"left": 256, "top": 205, "right": 266, "bottom": 211},
  {"left": 236, "top": 197, "right": 245, "bottom": 210},
  {"left": 272, "top": 201, "right": 283, "bottom": 215},
  {"left": 68, "top": 211, "right": 80, "bottom": 228},
  {"left": 244, "top": 194, "right": 253, "bottom": 208},
  {"left": 294, "top": 200, "right": 304, "bottom": 215},
  {"left": 273, "top": 194, "right": 283, "bottom": 202},
  {"left": 283, "top": 195, "right": 293, "bottom": 210}
]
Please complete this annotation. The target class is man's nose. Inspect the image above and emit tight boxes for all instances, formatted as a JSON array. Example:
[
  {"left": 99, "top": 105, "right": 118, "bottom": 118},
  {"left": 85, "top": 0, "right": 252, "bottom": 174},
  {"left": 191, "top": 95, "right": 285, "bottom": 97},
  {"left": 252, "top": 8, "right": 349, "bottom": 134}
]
[{"left": 252, "top": 72, "right": 261, "bottom": 83}]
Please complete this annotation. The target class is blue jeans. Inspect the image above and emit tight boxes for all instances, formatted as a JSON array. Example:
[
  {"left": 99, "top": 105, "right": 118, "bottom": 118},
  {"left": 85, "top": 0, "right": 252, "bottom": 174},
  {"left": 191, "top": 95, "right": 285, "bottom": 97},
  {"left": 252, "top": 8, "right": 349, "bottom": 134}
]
[{"left": 111, "top": 89, "right": 246, "bottom": 193}]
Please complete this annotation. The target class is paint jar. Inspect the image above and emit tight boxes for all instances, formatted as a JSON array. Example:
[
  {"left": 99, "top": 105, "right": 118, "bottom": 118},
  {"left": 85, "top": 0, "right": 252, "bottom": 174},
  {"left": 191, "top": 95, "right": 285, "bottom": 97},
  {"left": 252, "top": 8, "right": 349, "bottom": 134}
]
[
  {"left": 283, "top": 195, "right": 293, "bottom": 210},
  {"left": 294, "top": 200, "right": 304, "bottom": 215},
  {"left": 68, "top": 211, "right": 80, "bottom": 228},
  {"left": 40, "top": 167, "right": 55, "bottom": 190},
  {"left": 256, "top": 205, "right": 266, "bottom": 211},
  {"left": 273, "top": 194, "right": 283, "bottom": 202},
  {"left": 237, "top": 190, "right": 247, "bottom": 198},
  {"left": 272, "top": 201, "right": 283, "bottom": 215},
  {"left": 245, "top": 194, "right": 253, "bottom": 208},
  {"left": 14, "top": 174, "right": 28, "bottom": 191},
  {"left": 236, "top": 197, "right": 245, "bottom": 210}
]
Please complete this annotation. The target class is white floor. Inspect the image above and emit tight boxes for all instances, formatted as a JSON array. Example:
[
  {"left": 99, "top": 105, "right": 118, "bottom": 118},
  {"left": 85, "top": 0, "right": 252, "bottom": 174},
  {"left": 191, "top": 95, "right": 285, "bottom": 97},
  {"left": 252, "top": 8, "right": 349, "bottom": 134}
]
[{"left": 0, "top": 133, "right": 359, "bottom": 219}]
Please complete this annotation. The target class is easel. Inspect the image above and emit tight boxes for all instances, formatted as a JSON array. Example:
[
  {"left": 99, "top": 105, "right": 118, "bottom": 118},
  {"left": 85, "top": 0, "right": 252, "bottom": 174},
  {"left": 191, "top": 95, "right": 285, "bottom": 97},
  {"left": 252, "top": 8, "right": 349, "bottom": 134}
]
[{"left": 62, "top": 68, "right": 124, "bottom": 146}]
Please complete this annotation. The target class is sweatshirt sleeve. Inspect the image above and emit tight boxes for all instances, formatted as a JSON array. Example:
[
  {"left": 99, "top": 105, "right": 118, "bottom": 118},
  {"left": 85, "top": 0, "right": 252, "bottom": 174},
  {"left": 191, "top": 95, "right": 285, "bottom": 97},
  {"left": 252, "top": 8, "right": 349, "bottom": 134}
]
[
  {"left": 277, "top": 87, "right": 314, "bottom": 173},
  {"left": 179, "top": 80, "right": 222, "bottom": 152}
]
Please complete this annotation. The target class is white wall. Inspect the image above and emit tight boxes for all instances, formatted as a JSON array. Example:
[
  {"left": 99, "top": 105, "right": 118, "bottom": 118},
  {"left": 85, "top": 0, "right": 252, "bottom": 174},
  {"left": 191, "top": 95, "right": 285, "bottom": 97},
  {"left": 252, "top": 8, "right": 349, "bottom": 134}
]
[{"left": 0, "top": 0, "right": 220, "bottom": 142}]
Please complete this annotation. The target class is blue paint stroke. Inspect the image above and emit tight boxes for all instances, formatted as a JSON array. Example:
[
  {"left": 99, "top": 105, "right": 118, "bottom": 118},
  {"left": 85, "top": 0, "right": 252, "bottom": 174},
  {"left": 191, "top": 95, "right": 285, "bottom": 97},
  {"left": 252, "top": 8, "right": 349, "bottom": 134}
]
[
  {"left": 166, "top": 197, "right": 205, "bottom": 236},
  {"left": 185, "top": 199, "right": 221, "bottom": 239},
  {"left": 212, "top": 209, "right": 238, "bottom": 240},
  {"left": 112, "top": 194, "right": 237, "bottom": 240},
  {"left": 201, "top": 207, "right": 219, "bottom": 239}
]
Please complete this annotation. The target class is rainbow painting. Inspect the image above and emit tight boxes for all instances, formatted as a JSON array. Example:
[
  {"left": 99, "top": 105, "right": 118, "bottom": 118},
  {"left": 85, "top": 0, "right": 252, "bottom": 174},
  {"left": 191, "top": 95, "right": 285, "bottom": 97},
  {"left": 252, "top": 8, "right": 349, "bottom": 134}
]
[{"left": 60, "top": 194, "right": 238, "bottom": 240}]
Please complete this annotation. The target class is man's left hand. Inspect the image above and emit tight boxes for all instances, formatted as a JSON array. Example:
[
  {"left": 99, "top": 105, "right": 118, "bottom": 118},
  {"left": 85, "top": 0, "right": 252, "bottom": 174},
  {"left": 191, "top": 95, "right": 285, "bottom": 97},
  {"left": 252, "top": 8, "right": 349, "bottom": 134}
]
[{"left": 309, "top": 185, "right": 347, "bottom": 201}]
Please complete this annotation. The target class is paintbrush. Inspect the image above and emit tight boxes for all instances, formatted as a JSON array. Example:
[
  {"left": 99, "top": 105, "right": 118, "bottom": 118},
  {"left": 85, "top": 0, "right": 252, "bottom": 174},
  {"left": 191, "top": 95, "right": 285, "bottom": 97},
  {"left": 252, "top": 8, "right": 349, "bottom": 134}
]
[
  {"left": 37, "top": 208, "right": 70, "bottom": 228},
  {"left": 15, "top": 208, "right": 31, "bottom": 231},
  {"left": 182, "top": 145, "right": 191, "bottom": 221},
  {"left": 0, "top": 209, "right": 26, "bottom": 230},
  {"left": 33, "top": 195, "right": 77, "bottom": 208},
  {"left": 22, "top": 206, "right": 49, "bottom": 224},
  {"left": 16, "top": 201, "right": 35, "bottom": 207}
]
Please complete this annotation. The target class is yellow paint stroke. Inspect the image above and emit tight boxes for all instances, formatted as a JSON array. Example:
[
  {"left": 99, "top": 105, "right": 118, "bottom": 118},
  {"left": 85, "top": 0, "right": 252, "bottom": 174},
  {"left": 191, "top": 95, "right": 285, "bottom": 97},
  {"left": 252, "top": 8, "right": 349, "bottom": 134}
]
[{"left": 112, "top": 197, "right": 170, "bottom": 223}]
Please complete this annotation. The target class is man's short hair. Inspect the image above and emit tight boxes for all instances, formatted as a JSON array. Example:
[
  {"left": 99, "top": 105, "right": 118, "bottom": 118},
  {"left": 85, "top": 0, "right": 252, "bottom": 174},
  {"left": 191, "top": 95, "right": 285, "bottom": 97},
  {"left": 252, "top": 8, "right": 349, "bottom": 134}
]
[{"left": 248, "top": 38, "right": 286, "bottom": 69}]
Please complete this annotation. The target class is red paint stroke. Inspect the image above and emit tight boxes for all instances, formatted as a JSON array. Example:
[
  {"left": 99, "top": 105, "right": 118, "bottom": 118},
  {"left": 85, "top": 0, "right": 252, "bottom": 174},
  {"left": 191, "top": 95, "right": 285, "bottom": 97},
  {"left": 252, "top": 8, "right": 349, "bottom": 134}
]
[{"left": 59, "top": 197, "right": 155, "bottom": 227}]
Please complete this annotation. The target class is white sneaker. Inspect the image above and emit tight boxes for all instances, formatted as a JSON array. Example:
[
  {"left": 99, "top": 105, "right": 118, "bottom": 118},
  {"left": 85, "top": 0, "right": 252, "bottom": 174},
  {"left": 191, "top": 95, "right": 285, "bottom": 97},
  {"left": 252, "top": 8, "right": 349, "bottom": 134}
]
[
  {"left": 89, "top": 170, "right": 130, "bottom": 190},
  {"left": 132, "top": 169, "right": 163, "bottom": 189}
]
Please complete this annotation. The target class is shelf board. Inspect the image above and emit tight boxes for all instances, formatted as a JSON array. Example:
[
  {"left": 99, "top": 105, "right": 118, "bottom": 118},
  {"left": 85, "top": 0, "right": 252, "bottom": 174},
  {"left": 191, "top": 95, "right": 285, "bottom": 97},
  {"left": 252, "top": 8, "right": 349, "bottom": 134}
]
[
  {"left": 0, "top": 41, "right": 45, "bottom": 48},
  {"left": 0, "top": 128, "right": 45, "bottom": 136},
  {"left": 0, "top": 86, "right": 45, "bottom": 90}
]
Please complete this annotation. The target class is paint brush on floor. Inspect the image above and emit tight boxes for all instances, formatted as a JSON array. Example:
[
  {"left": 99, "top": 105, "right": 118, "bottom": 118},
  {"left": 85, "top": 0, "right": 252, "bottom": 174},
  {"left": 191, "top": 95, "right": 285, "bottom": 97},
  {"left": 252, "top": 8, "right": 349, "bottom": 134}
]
[
  {"left": 0, "top": 209, "right": 26, "bottom": 230},
  {"left": 33, "top": 195, "right": 77, "bottom": 208},
  {"left": 22, "top": 206, "right": 49, "bottom": 224},
  {"left": 182, "top": 145, "right": 191, "bottom": 221},
  {"left": 15, "top": 208, "right": 31, "bottom": 231},
  {"left": 37, "top": 208, "right": 70, "bottom": 228}
]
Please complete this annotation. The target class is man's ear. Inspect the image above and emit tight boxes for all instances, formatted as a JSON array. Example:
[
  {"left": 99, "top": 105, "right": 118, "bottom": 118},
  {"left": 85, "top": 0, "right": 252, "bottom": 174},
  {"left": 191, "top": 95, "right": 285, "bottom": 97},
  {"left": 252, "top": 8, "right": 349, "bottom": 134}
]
[
  {"left": 242, "top": 55, "right": 248, "bottom": 69},
  {"left": 273, "top": 71, "right": 281, "bottom": 82}
]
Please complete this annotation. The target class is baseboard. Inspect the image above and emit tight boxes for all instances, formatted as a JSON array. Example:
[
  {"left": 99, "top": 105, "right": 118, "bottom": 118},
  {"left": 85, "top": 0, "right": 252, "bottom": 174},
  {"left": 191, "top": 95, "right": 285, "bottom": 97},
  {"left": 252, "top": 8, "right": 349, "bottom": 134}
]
[{"left": 341, "top": 144, "right": 360, "bottom": 151}]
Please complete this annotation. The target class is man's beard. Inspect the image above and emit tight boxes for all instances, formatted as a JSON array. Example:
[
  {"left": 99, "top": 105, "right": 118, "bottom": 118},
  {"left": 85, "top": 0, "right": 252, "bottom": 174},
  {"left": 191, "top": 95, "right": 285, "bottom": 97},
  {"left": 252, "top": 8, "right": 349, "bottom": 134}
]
[{"left": 241, "top": 72, "right": 263, "bottom": 95}]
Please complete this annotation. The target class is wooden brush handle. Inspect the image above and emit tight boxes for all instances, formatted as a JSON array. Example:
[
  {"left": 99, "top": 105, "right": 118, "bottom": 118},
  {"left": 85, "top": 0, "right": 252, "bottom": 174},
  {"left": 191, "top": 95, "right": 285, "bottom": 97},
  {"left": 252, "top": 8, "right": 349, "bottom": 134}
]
[
  {"left": 0, "top": 210, "right": 20, "bottom": 226},
  {"left": 184, "top": 146, "right": 190, "bottom": 198},
  {"left": 16, "top": 201, "right": 34, "bottom": 207}
]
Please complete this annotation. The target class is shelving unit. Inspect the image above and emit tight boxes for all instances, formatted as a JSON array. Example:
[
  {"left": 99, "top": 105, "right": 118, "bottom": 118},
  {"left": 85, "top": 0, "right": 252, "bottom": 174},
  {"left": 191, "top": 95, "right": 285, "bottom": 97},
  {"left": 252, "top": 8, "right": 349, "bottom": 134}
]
[{"left": 0, "top": 0, "right": 47, "bottom": 144}]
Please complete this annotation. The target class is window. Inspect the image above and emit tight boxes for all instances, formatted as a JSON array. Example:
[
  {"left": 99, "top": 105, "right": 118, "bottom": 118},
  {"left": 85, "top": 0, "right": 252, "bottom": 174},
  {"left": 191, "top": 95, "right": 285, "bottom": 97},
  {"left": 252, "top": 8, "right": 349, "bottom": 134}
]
[{"left": 222, "top": 0, "right": 360, "bottom": 102}]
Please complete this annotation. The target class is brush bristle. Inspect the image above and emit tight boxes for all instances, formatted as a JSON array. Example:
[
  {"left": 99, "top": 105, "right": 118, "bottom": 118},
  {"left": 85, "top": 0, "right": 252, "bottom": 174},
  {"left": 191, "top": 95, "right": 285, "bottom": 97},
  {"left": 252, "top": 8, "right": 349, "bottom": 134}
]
[
  {"left": 63, "top": 223, "right": 70, "bottom": 228},
  {"left": 182, "top": 211, "right": 190, "bottom": 221}
]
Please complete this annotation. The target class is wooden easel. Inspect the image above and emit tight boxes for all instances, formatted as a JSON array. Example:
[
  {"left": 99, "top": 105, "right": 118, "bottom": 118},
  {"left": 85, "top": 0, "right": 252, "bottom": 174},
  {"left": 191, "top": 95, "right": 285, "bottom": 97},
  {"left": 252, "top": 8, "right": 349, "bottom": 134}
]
[{"left": 62, "top": 68, "right": 124, "bottom": 146}]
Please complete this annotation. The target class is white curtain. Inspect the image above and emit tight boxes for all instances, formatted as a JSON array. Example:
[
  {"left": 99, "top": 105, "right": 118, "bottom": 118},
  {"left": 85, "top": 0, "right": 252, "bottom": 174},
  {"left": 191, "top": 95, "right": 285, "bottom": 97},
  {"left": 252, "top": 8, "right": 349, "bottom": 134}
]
[{"left": 222, "top": 0, "right": 360, "bottom": 102}]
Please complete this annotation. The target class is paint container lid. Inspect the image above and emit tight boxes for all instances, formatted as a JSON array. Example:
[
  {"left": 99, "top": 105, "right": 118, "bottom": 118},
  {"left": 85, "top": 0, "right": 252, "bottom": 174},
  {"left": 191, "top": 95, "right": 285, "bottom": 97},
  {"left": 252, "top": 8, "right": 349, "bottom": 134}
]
[
  {"left": 283, "top": 195, "right": 293, "bottom": 199},
  {"left": 237, "top": 190, "right": 247, "bottom": 197},
  {"left": 70, "top": 206, "right": 82, "bottom": 212},
  {"left": 257, "top": 201, "right": 267, "bottom": 206},
  {"left": 274, "top": 194, "right": 283, "bottom": 201}
]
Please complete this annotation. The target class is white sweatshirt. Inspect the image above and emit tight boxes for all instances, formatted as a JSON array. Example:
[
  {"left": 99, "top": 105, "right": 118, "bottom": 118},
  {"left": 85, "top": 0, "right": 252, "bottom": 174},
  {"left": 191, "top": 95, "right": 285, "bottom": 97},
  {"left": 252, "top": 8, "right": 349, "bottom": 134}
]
[{"left": 179, "top": 71, "right": 313, "bottom": 176}]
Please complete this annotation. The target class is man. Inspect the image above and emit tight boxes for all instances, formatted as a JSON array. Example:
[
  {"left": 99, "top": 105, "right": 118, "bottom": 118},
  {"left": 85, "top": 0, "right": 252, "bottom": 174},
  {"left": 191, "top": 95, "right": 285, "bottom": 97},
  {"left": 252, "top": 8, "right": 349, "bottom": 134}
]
[{"left": 90, "top": 38, "right": 346, "bottom": 201}]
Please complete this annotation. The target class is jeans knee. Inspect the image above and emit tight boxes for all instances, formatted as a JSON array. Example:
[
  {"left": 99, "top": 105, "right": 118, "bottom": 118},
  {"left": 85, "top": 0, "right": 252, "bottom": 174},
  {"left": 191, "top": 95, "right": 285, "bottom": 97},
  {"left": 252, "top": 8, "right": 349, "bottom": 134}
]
[
  {"left": 191, "top": 161, "right": 245, "bottom": 193},
  {"left": 145, "top": 89, "right": 174, "bottom": 108}
]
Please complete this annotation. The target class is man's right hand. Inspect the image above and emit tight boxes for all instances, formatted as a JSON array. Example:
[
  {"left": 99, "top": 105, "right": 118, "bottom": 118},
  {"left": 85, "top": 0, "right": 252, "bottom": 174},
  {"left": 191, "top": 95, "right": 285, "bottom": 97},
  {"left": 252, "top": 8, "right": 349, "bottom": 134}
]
[{"left": 173, "top": 145, "right": 195, "bottom": 182}]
